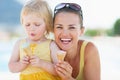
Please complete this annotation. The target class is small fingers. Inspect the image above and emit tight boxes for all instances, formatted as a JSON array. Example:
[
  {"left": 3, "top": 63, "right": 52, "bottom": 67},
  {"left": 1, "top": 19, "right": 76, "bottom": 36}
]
[
  {"left": 29, "top": 55, "right": 40, "bottom": 66},
  {"left": 21, "top": 56, "right": 30, "bottom": 64}
]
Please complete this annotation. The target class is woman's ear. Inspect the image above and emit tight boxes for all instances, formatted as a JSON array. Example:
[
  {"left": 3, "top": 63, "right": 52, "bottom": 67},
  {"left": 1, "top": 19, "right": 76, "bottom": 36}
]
[{"left": 80, "top": 26, "right": 85, "bottom": 36}]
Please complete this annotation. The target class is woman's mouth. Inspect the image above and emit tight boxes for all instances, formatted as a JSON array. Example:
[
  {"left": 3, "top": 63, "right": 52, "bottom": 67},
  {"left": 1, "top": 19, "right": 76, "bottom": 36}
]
[{"left": 60, "top": 38, "right": 72, "bottom": 44}]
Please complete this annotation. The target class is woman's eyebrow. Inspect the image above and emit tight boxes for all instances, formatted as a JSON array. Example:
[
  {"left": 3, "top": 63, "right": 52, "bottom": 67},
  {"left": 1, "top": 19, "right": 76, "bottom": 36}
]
[
  {"left": 54, "top": 24, "right": 62, "bottom": 26},
  {"left": 68, "top": 24, "right": 77, "bottom": 26}
]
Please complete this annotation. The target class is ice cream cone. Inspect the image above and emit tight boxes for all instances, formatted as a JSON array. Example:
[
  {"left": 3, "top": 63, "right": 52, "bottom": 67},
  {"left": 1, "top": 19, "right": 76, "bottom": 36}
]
[
  {"left": 22, "top": 42, "right": 32, "bottom": 56},
  {"left": 57, "top": 50, "right": 66, "bottom": 61},
  {"left": 23, "top": 47, "right": 32, "bottom": 56}
]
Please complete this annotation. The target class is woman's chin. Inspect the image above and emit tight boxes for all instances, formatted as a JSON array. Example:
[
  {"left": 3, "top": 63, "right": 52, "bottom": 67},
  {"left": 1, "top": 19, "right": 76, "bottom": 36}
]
[{"left": 59, "top": 41, "right": 72, "bottom": 50}]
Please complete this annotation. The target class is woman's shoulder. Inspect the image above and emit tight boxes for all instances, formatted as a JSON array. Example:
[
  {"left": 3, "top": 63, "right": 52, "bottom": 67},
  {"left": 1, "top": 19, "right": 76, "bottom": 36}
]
[
  {"left": 80, "top": 40, "right": 99, "bottom": 62},
  {"left": 79, "top": 40, "right": 99, "bottom": 56},
  {"left": 84, "top": 41, "right": 98, "bottom": 54},
  {"left": 78, "top": 40, "right": 97, "bottom": 51}
]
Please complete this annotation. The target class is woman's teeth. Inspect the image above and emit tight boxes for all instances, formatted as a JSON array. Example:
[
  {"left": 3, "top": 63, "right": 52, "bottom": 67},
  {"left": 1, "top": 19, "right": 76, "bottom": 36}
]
[{"left": 60, "top": 38, "right": 71, "bottom": 43}]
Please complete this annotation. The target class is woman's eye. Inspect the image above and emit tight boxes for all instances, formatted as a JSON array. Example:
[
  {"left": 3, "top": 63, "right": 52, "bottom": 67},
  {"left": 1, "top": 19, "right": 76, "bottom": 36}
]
[{"left": 69, "top": 27, "right": 75, "bottom": 29}]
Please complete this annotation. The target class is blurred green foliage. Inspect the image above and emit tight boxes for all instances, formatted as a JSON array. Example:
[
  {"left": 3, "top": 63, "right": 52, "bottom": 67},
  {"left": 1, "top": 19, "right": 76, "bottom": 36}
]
[
  {"left": 85, "top": 29, "right": 99, "bottom": 36},
  {"left": 85, "top": 18, "right": 120, "bottom": 37},
  {"left": 106, "top": 28, "right": 114, "bottom": 36},
  {"left": 85, "top": 29, "right": 106, "bottom": 36},
  {"left": 113, "top": 18, "right": 120, "bottom": 36}
]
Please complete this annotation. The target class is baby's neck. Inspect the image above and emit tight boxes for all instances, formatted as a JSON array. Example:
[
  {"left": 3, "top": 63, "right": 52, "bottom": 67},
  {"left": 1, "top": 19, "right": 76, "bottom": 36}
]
[{"left": 27, "top": 37, "right": 47, "bottom": 44}]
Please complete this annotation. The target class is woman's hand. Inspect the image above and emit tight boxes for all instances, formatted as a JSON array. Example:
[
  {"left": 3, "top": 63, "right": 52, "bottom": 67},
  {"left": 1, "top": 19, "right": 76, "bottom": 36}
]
[{"left": 55, "top": 61, "right": 75, "bottom": 80}]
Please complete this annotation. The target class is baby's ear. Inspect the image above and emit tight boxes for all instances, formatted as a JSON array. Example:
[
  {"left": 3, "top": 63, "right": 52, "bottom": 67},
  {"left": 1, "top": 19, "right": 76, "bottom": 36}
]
[{"left": 80, "top": 26, "right": 85, "bottom": 36}]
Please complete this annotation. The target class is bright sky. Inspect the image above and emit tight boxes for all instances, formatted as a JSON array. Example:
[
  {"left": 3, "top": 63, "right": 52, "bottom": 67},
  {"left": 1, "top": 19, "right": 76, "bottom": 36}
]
[{"left": 17, "top": 0, "right": 120, "bottom": 29}]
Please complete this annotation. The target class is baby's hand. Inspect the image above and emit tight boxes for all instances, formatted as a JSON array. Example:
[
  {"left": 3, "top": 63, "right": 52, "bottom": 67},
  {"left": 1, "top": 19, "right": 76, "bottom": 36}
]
[
  {"left": 20, "top": 55, "right": 30, "bottom": 65},
  {"left": 29, "top": 55, "right": 41, "bottom": 67}
]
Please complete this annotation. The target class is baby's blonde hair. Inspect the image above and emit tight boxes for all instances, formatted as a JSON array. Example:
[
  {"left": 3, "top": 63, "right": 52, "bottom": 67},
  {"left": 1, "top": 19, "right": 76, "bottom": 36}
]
[{"left": 21, "top": 0, "right": 53, "bottom": 34}]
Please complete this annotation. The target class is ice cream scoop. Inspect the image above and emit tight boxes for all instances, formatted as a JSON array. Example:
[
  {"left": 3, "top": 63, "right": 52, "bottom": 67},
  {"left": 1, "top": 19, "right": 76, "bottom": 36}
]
[{"left": 30, "top": 43, "right": 37, "bottom": 54}]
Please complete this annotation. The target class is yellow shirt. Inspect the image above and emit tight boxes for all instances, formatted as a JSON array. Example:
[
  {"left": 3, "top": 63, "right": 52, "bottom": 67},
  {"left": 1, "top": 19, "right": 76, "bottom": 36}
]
[
  {"left": 19, "top": 39, "right": 60, "bottom": 80},
  {"left": 76, "top": 41, "right": 88, "bottom": 80}
]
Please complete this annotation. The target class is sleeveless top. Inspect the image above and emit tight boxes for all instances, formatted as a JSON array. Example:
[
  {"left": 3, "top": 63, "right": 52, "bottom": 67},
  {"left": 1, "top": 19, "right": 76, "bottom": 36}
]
[
  {"left": 76, "top": 41, "right": 88, "bottom": 80},
  {"left": 19, "top": 39, "right": 88, "bottom": 80},
  {"left": 19, "top": 39, "right": 60, "bottom": 80}
]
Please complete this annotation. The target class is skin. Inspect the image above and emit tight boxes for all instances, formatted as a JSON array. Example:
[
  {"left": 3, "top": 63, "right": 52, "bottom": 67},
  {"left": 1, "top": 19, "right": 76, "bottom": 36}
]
[
  {"left": 8, "top": 14, "right": 58, "bottom": 75},
  {"left": 22, "top": 14, "right": 46, "bottom": 41},
  {"left": 54, "top": 12, "right": 100, "bottom": 80}
]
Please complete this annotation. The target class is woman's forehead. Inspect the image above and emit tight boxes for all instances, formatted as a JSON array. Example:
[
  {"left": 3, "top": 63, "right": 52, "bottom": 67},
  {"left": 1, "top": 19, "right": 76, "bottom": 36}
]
[{"left": 55, "top": 12, "right": 80, "bottom": 24}]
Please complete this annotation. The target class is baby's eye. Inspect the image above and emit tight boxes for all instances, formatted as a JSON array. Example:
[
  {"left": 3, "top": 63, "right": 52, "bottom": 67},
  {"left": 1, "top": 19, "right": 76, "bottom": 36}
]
[
  {"left": 56, "top": 26, "right": 62, "bottom": 29},
  {"left": 35, "top": 24, "right": 40, "bottom": 26},
  {"left": 25, "top": 24, "right": 30, "bottom": 27}
]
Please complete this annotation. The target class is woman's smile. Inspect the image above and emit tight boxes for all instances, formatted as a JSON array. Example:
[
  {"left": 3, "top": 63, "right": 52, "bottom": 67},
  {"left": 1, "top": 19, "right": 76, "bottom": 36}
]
[{"left": 60, "top": 38, "right": 72, "bottom": 44}]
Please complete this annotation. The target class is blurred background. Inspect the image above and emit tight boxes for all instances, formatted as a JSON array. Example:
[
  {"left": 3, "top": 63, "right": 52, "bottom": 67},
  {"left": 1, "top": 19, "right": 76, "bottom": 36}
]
[{"left": 0, "top": 0, "right": 120, "bottom": 80}]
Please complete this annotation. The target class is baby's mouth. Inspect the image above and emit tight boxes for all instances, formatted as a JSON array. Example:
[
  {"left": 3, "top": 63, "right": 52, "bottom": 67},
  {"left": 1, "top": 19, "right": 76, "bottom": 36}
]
[{"left": 31, "top": 33, "right": 35, "bottom": 36}]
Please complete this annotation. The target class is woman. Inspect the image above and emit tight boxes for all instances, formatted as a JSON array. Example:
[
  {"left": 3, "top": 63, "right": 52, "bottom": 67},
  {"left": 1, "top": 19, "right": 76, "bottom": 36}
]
[{"left": 53, "top": 3, "right": 100, "bottom": 80}]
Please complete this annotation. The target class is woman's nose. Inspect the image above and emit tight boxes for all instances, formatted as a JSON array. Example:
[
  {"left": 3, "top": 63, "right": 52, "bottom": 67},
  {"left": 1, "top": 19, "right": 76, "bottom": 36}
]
[{"left": 61, "top": 29, "right": 69, "bottom": 36}]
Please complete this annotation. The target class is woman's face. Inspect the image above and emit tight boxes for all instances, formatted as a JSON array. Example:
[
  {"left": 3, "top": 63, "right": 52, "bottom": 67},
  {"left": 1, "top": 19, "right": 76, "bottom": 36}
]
[{"left": 54, "top": 12, "right": 84, "bottom": 51}]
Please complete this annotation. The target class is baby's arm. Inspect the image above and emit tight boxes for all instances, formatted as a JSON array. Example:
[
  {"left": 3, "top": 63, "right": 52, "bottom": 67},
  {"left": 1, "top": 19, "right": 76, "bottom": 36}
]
[
  {"left": 8, "top": 39, "right": 29, "bottom": 73},
  {"left": 50, "top": 40, "right": 60, "bottom": 63},
  {"left": 30, "top": 40, "right": 59, "bottom": 75},
  {"left": 30, "top": 55, "right": 57, "bottom": 75},
  {"left": 50, "top": 41, "right": 66, "bottom": 63}
]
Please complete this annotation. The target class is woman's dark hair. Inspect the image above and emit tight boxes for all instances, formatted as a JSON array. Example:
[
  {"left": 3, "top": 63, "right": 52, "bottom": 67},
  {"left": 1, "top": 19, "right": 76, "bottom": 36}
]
[{"left": 53, "top": 3, "right": 83, "bottom": 27}]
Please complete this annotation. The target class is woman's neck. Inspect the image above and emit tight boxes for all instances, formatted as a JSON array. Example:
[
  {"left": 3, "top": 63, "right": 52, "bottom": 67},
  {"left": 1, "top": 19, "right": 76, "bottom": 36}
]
[{"left": 65, "top": 44, "right": 79, "bottom": 61}]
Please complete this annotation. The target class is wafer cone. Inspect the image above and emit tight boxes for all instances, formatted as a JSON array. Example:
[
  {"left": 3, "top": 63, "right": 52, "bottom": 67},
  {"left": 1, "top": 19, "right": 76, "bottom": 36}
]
[
  {"left": 22, "top": 43, "right": 32, "bottom": 56},
  {"left": 57, "top": 50, "right": 66, "bottom": 61},
  {"left": 23, "top": 47, "right": 32, "bottom": 56}
]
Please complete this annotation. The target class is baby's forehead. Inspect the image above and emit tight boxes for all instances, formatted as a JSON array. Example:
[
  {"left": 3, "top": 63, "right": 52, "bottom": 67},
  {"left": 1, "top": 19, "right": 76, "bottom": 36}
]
[
  {"left": 22, "top": 9, "right": 41, "bottom": 16},
  {"left": 22, "top": 12, "right": 44, "bottom": 20}
]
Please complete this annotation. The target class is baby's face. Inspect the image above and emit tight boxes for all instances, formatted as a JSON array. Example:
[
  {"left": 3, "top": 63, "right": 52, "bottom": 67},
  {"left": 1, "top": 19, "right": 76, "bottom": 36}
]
[{"left": 22, "top": 14, "right": 46, "bottom": 41}]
